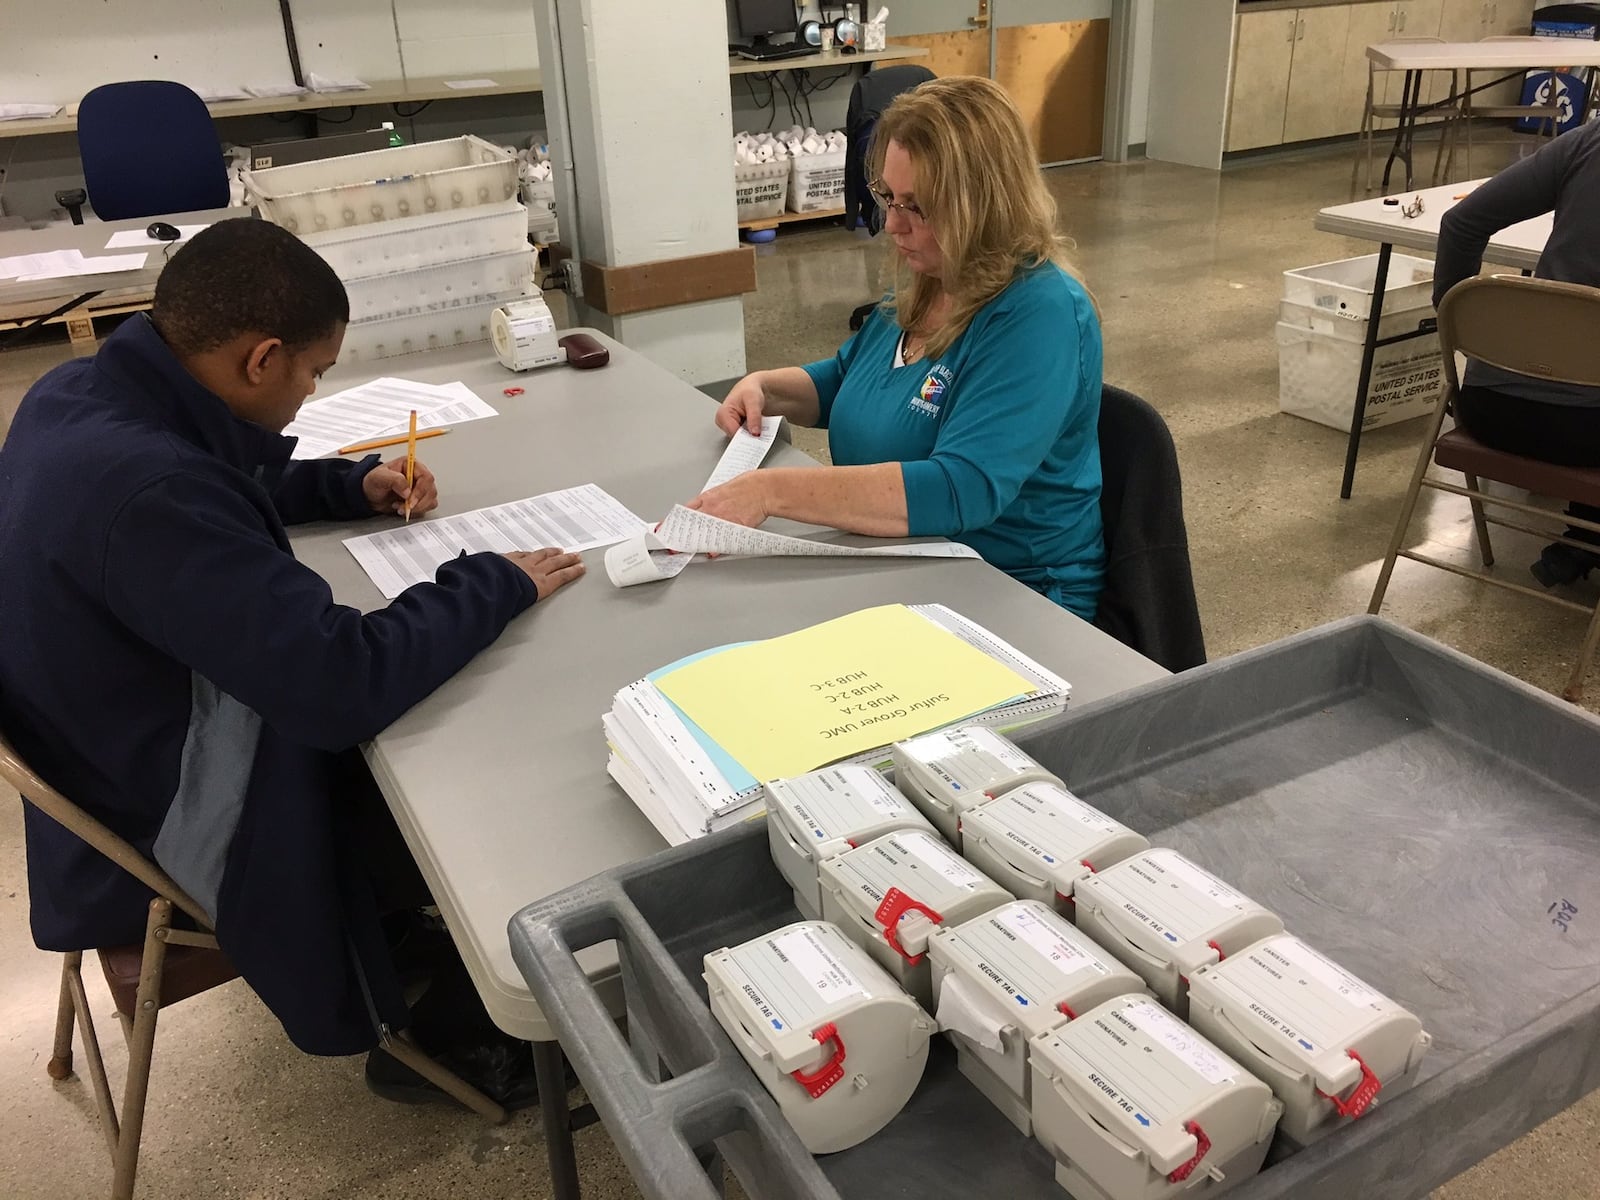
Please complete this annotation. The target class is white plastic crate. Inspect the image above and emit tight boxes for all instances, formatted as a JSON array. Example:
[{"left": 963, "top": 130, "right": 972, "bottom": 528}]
[
  {"left": 342, "top": 249, "right": 535, "bottom": 324},
  {"left": 301, "top": 201, "right": 529, "bottom": 279},
  {"left": 1282, "top": 253, "right": 1434, "bottom": 321},
  {"left": 787, "top": 149, "right": 846, "bottom": 214},
  {"left": 245, "top": 135, "right": 519, "bottom": 235},
  {"left": 339, "top": 298, "right": 505, "bottom": 364},
  {"left": 735, "top": 160, "right": 789, "bottom": 221},
  {"left": 1277, "top": 297, "right": 1443, "bottom": 432}
]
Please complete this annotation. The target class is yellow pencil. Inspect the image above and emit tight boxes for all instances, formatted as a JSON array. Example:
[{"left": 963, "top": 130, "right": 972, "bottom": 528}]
[
  {"left": 338, "top": 427, "right": 448, "bottom": 455},
  {"left": 404, "top": 409, "right": 417, "bottom": 523}
]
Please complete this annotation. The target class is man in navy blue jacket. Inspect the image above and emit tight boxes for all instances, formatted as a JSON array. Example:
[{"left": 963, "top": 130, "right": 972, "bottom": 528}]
[{"left": 0, "top": 220, "right": 583, "bottom": 1104}]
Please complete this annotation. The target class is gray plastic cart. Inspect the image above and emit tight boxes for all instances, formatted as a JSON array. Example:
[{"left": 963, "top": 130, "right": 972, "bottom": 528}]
[{"left": 509, "top": 616, "right": 1600, "bottom": 1200}]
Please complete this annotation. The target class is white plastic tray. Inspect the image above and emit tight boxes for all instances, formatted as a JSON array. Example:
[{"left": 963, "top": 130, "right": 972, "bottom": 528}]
[
  {"left": 245, "top": 135, "right": 519, "bottom": 235},
  {"left": 342, "top": 249, "right": 535, "bottom": 324},
  {"left": 302, "top": 200, "right": 529, "bottom": 279}
]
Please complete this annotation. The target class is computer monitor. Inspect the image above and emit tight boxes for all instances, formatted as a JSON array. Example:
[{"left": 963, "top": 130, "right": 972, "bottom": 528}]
[{"left": 732, "top": 0, "right": 799, "bottom": 48}]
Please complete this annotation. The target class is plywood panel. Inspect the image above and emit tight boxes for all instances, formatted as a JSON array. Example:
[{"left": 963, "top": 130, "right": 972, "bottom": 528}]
[
  {"left": 887, "top": 30, "right": 991, "bottom": 78},
  {"left": 891, "top": 23, "right": 1110, "bottom": 164},
  {"left": 996, "top": 20, "right": 1110, "bottom": 163}
]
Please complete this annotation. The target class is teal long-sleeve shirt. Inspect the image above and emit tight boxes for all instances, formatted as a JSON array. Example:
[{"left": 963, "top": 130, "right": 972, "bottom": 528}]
[{"left": 802, "top": 262, "right": 1106, "bottom": 619}]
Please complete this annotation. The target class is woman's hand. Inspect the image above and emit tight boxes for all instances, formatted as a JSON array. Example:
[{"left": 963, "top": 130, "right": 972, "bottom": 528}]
[
  {"left": 714, "top": 373, "right": 768, "bottom": 437},
  {"left": 687, "top": 471, "right": 771, "bottom": 528}
]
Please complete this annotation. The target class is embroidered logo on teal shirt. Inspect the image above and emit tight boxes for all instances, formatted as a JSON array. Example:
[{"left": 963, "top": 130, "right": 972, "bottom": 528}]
[{"left": 910, "top": 364, "right": 953, "bottom": 417}]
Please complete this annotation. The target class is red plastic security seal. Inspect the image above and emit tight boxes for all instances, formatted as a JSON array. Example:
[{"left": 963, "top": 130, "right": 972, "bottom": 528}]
[
  {"left": 790, "top": 1023, "right": 847, "bottom": 1099},
  {"left": 873, "top": 887, "right": 943, "bottom": 965},
  {"left": 1317, "top": 1050, "right": 1382, "bottom": 1118},
  {"left": 1167, "top": 1121, "right": 1212, "bottom": 1183}
]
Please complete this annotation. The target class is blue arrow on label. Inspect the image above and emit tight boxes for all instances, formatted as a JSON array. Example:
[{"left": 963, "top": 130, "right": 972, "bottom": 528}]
[
  {"left": 771, "top": 1019, "right": 783, "bottom": 1030},
  {"left": 1043, "top": 855, "right": 1057, "bottom": 864},
  {"left": 1135, "top": 1114, "right": 1151, "bottom": 1127},
  {"left": 1298, "top": 1039, "right": 1314, "bottom": 1051},
  {"left": 814, "top": 830, "right": 825, "bottom": 838},
  {"left": 1164, "top": 932, "right": 1179, "bottom": 943},
  {"left": 1016, "top": 994, "right": 1030, "bottom": 1006}
]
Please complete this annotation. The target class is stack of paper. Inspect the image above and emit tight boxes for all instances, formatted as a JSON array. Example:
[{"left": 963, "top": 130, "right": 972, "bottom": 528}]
[
  {"left": 604, "top": 604, "right": 1072, "bottom": 845},
  {"left": 283, "top": 376, "right": 498, "bottom": 460}
]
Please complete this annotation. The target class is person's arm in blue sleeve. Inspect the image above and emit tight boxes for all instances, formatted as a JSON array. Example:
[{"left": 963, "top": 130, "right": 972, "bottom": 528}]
[
  {"left": 99, "top": 471, "right": 539, "bottom": 751},
  {"left": 1433, "top": 129, "right": 1580, "bottom": 308},
  {"left": 900, "top": 297, "right": 1083, "bottom": 536},
  {"left": 695, "top": 286, "right": 1088, "bottom": 537},
  {"left": 269, "top": 453, "right": 382, "bottom": 524}
]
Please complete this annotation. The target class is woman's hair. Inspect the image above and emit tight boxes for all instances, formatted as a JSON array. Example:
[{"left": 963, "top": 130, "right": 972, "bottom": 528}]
[{"left": 867, "top": 75, "right": 1087, "bottom": 358}]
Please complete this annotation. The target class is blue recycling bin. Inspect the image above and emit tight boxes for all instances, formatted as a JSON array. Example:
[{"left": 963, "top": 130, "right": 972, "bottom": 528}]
[{"left": 1518, "top": 5, "right": 1600, "bottom": 133}]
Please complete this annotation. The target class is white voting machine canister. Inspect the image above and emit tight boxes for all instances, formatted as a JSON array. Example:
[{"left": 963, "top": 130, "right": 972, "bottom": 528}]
[
  {"left": 891, "top": 725, "right": 1061, "bottom": 848},
  {"left": 960, "top": 781, "right": 1150, "bottom": 917},
  {"left": 1030, "top": 995, "right": 1282, "bottom": 1200},
  {"left": 704, "top": 921, "right": 935, "bottom": 1154},
  {"left": 1187, "top": 933, "right": 1432, "bottom": 1147},
  {"left": 1075, "top": 848, "right": 1284, "bottom": 1018},
  {"left": 766, "top": 765, "right": 936, "bottom": 921},
  {"left": 927, "top": 899, "right": 1147, "bottom": 1134},
  {"left": 818, "top": 829, "right": 1012, "bottom": 1009},
  {"left": 491, "top": 295, "right": 562, "bottom": 370}
]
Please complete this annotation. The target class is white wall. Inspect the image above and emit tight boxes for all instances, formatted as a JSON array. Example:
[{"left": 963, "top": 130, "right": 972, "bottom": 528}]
[
  {"left": 0, "top": 0, "right": 541, "bottom": 107},
  {"left": 1130, "top": 0, "right": 1154, "bottom": 146}
]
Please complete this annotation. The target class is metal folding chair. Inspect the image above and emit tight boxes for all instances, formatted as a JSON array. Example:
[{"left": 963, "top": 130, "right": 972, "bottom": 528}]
[
  {"left": 1369, "top": 275, "right": 1600, "bottom": 702},
  {"left": 0, "top": 730, "right": 508, "bottom": 1200}
]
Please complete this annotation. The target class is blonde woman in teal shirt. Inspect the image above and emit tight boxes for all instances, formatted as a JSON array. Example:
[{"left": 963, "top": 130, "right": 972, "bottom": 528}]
[{"left": 690, "top": 75, "right": 1106, "bottom": 619}]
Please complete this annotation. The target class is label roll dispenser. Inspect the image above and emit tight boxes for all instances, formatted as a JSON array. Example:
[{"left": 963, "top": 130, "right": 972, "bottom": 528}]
[
  {"left": 959, "top": 781, "right": 1150, "bottom": 917},
  {"left": 491, "top": 296, "right": 562, "bottom": 370},
  {"left": 891, "top": 726, "right": 1061, "bottom": 849},
  {"left": 765, "top": 765, "right": 936, "bottom": 921},
  {"left": 927, "top": 899, "right": 1147, "bottom": 1134},
  {"left": 817, "top": 829, "right": 1012, "bottom": 1009},
  {"left": 1074, "top": 848, "right": 1284, "bottom": 1018},
  {"left": 1030, "top": 995, "right": 1283, "bottom": 1200},
  {"left": 1187, "top": 933, "right": 1432, "bottom": 1147},
  {"left": 704, "top": 921, "right": 936, "bottom": 1154}
]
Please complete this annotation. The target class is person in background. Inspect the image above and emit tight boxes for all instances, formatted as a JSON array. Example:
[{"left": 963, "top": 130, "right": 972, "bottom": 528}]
[
  {"left": 691, "top": 75, "right": 1106, "bottom": 620},
  {"left": 0, "top": 220, "right": 583, "bottom": 1108},
  {"left": 1433, "top": 120, "right": 1600, "bottom": 587}
]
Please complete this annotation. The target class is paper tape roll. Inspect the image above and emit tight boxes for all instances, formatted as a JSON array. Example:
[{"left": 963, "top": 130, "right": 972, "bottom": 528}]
[{"left": 491, "top": 297, "right": 562, "bottom": 371}]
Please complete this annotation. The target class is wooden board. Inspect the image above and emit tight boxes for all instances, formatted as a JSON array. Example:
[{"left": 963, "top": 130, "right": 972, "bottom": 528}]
[
  {"left": 579, "top": 247, "right": 758, "bottom": 316},
  {"left": 888, "top": 30, "right": 990, "bottom": 79},
  {"left": 738, "top": 207, "right": 846, "bottom": 233},
  {"left": 997, "top": 20, "right": 1109, "bottom": 163},
  {"left": 889, "top": 21, "right": 1109, "bottom": 164}
]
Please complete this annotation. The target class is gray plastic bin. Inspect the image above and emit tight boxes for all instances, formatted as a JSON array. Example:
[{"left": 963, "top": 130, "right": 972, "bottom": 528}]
[{"left": 509, "top": 616, "right": 1600, "bottom": 1200}]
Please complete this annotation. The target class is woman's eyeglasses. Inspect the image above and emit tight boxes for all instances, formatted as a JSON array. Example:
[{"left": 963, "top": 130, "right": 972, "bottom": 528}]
[{"left": 868, "top": 180, "right": 925, "bottom": 224}]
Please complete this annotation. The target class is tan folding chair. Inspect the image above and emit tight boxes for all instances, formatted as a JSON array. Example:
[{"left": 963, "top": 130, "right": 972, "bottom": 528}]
[
  {"left": 1460, "top": 37, "right": 1563, "bottom": 180},
  {"left": 1358, "top": 38, "right": 1463, "bottom": 193},
  {"left": 0, "top": 731, "right": 508, "bottom": 1200},
  {"left": 1369, "top": 275, "right": 1600, "bottom": 703}
]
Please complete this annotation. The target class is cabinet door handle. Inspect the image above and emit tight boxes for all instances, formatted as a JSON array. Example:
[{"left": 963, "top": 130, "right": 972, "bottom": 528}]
[
  {"left": 1297, "top": 18, "right": 1306, "bottom": 40},
  {"left": 1398, "top": 10, "right": 1408, "bottom": 31},
  {"left": 1288, "top": 16, "right": 1297, "bottom": 40},
  {"left": 1388, "top": 9, "right": 1397, "bottom": 32}
]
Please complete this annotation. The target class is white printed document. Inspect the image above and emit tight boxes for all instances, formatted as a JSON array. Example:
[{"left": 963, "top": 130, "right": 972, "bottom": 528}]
[
  {"left": 105, "top": 224, "right": 210, "bottom": 250},
  {"left": 345, "top": 484, "right": 648, "bottom": 598},
  {"left": 0, "top": 249, "right": 147, "bottom": 281},
  {"left": 444, "top": 79, "right": 499, "bottom": 90},
  {"left": 605, "top": 505, "right": 981, "bottom": 588},
  {"left": 285, "top": 377, "right": 498, "bottom": 460}
]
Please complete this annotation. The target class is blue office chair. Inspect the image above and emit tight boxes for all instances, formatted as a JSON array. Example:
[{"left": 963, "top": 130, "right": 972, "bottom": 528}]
[{"left": 55, "top": 81, "right": 230, "bottom": 224}]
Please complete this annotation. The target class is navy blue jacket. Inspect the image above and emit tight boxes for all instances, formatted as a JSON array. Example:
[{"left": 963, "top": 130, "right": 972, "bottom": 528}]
[{"left": 0, "top": 316, "right": 538, "bottom": 1054}]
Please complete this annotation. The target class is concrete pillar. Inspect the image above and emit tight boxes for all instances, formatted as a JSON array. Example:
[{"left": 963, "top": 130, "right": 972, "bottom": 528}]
[{"left": 534, "top": 0, "right": 747, "bottom": 386}]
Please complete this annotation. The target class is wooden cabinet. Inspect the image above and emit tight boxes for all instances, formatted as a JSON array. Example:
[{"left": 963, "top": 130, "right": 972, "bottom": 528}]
[
  {"left": 1227, "top": 8, "right": 1299, "bottom": 150},
  {"left": 1285, "top": 5, "right": 1357, "bottom": 141},
  {"left": 1340, "top": 1, "right": 1403, "bottom": 129}
]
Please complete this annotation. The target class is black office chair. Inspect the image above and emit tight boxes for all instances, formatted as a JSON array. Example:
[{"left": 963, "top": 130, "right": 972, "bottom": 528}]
[
  {"left": 843, "top": 64, "right": 935, "bottom": 331},
  {"left": 1093, "top": 385, "right": 1206, "bottom": 673},
  {"left": 55, "top": 81, "right": 231, "bottom": 225}
]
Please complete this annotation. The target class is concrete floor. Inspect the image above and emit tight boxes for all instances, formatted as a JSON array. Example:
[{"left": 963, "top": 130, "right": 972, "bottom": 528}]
[{"left": 3, "top": 139, "right": 1599, "bottom": 1198}]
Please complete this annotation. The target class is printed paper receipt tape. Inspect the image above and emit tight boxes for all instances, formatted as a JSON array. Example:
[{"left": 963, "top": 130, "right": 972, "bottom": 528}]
[{"left": 604, "top": 506, "right": 980, "bottom": 587}]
